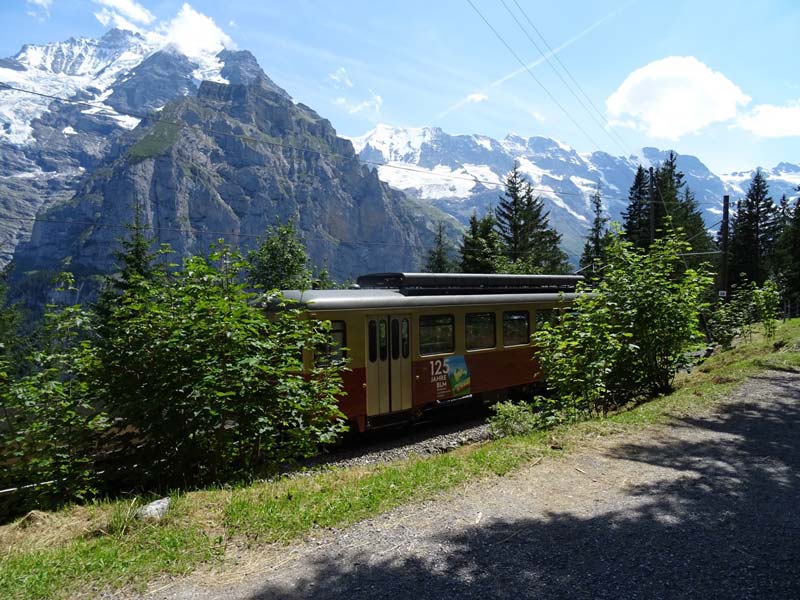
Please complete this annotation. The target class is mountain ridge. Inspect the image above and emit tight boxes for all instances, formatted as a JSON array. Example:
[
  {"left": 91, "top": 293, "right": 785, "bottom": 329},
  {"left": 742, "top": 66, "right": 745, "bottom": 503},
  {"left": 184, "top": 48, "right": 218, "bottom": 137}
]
[
  {"left": 8, "top": 45, "right": 450, "bottom": 296},
  {"left": 350, "top": 124, "right": 800, "bottom": 259}
]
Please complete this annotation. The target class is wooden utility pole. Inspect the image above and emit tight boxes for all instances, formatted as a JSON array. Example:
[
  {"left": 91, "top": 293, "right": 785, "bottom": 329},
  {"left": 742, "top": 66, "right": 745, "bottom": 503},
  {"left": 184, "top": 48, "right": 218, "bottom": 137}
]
[
  {"left": 719, "top": 194, "right": 730, "bottom": 300},
  {"left": 649, "top": 167, "right": 656, "bottom": 244}
]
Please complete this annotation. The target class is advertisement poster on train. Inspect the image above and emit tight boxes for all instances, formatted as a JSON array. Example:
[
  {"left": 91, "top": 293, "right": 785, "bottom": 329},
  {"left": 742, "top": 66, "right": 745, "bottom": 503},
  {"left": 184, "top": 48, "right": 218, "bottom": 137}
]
[
  {"left": 429, "top": 355, "right": 471, "bottom": 400},
  {"left": 446, "top": 355, "right": 471, "bottom": 397}
]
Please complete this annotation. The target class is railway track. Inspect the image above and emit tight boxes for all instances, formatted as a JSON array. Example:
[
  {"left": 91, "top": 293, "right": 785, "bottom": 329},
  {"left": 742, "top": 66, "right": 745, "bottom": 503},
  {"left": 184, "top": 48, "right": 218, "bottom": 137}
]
[{"left": 296, "top": 403, "right": 494, "bottom": 473}]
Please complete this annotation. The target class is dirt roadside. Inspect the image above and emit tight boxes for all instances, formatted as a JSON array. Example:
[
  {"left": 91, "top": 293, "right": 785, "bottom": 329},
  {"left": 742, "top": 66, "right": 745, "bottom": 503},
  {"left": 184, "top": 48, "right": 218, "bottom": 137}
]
[{"left": 149, "top": 370, "right": 800, "bottom": 600}]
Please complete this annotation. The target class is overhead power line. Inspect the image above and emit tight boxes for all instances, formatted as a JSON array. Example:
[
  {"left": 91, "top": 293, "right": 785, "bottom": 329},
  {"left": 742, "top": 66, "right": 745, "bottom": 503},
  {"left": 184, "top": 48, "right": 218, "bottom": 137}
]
[
  {"left": 499, "top": 0, "right": 627, "bottom": 156},
  {"left": 509, "top": 0, "right": 633, "bottom": 155},
  {"left": 464, "top": 0, "right": 604, "bottom": 151}
]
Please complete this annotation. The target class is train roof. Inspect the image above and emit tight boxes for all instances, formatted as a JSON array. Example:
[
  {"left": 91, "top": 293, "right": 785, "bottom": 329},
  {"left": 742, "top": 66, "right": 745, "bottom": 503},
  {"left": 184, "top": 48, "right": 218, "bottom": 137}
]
[
  {"left": 356, "top": 272, "right": 582, "bottom": 295},
  {"left": 277, "top": 272, "right": 583, "bottom": 310},
  {"left": 278, "top": 289, "right": 579, "bottom": 311}
]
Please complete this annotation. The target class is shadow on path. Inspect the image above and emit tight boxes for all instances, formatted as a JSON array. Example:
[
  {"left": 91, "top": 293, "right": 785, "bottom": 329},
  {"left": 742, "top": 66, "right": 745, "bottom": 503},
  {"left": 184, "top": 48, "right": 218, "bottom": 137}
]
[{"left": 253, "top": 373, "right": 800, "bottom": 599}]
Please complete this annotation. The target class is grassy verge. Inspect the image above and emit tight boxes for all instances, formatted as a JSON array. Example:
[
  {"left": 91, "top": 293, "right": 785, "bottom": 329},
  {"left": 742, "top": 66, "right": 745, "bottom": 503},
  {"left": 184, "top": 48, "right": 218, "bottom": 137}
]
[{"left": 3, "top": 320, "right": 800, "bottom": 599}]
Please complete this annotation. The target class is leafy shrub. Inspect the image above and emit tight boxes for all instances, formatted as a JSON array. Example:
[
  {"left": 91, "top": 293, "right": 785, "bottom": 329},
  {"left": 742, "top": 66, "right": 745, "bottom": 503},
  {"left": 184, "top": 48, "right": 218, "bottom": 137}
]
[
  {"left": 753, "top": 280, "right": 780, "bottom": 338},
  {"left": 0, "top": 286, "right": 107, "bottom": 516},
  {"left": 532, "top": 230, "right": 712, "bottom": 417},
  {"left": 487, "top": 401, "right": 540, "bottom": 438},
  {"left": 709, "top": 280, "right": 781, "bottom": 348},
  {"left": 87, "top": 245, "right": 347, "bottom": 488}
]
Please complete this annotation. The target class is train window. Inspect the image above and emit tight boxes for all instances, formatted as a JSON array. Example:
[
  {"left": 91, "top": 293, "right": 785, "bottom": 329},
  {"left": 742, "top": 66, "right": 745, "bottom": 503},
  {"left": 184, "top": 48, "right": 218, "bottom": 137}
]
[
  {"left": 379, "top": 319, "right": 388, "bottom": 361},
  {"left": 419, "top": 314, "right": 454, "bottom": 356},
  {"left": 535, "top": 309, "right": 558, "bottom": 328},
  {"left": 368, "top": 320, "right": 377, "bottom": 362},
  {"left": 503, "top": 311, "right": 530, "bottom": 346},
  {"left": 466, "top": 312, "right": 496, "bottom": 350},
  {"left": 318, "top": 320, "right": 347, "bottom": 365},
  {"left": 401, "top": 319, "right": 410, "bottom": 358},
  {"left": 391, "top": 318, "right": 400, "bottom": 360}
]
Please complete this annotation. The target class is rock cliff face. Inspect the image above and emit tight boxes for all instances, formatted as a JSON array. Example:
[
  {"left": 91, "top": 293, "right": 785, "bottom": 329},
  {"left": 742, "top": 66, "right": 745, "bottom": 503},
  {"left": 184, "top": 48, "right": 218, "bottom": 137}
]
[{"left": 12, "top": 58, "right": 444, "bottom": 286}]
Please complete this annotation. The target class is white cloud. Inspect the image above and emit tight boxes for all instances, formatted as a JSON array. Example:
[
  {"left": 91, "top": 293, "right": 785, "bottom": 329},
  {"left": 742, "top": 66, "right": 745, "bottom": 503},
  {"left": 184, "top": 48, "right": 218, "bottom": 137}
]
[
  {"left": 466, "top": 92, "right": 488, "bottom": 103},
  {"left": 334, "top": 91, "right": 383, "bottom": 115},
  {"left": 328, "top": 67, "right": 354, "bottom": 89},
  {"left": 156, "top": 4, "right": 234, "bottom": 59},
  {"left": 94, "top": 8, "right": 143, "bottom": 32},
  {"left": 93, "top": 0, "right": 154, "bottom": 25},
  {"left": 606, "top": 56, "right": 750, "bottom": 140},
  {"left": 26, "top": 0, "right": 52, "bottom": 19},
  {"left": 529, "top": 110, "right": 546, "bottom": 123},
  {"left": 738, "top": 100, "right": 800, "bottom": 138},
  {"left": 91, "top": 2, "right": 234, "bottom": 60}
]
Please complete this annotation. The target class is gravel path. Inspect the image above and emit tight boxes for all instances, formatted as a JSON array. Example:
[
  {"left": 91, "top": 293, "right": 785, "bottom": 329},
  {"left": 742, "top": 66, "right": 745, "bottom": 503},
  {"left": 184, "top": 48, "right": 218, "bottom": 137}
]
[{"left": 155, "top": 371, "right": 800, "bottom": 600}]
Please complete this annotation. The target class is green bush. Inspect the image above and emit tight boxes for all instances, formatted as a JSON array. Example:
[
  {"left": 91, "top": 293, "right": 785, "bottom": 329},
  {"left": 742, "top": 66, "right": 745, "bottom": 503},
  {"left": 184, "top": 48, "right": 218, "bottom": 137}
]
[
  {"left": 1, "top": 240, "right": 347, "bottom": 516},
  {"left": 532, "top": 230, "right": 712, "bottom": 417},
  {"left": 487, "top": 401, "right": 540, "bottom": 438},
  {"left": 0, "top": 284, "right": 107, "bottom": 515},
  {"left": 709, "top": 280, "right": 781, "bottom": 348},
  {"left": 87, "top": 245, "right": 347, "bottom": 488}
]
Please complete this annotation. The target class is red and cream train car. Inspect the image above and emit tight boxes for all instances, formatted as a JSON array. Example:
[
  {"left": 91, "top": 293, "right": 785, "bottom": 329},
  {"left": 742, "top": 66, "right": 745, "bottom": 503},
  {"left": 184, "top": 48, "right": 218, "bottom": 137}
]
[{"left": 282, "top": 273, "right": 582, "bottom": 431}]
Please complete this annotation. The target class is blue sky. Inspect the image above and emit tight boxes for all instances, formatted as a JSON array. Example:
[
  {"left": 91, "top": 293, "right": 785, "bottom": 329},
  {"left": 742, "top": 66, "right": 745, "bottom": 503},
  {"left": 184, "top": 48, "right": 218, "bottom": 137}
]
[{"left": 3, "top": 0, "right": 799, "bottom": 173}]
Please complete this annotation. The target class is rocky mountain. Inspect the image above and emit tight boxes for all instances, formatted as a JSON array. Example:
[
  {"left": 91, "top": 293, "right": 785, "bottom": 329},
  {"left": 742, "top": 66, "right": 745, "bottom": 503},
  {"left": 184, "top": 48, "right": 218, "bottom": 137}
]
[
  {"left": 10, "top": 60, "right": 442, "bottom": 292},
  {"left": 0, "top": 27, "right": 233, "bottom": 264},
  {"left": 2, "top": 30, "right": 447, "bottom": 291},
  {"left": 351, "top": 125, "right": 800, "bottom": 259}
]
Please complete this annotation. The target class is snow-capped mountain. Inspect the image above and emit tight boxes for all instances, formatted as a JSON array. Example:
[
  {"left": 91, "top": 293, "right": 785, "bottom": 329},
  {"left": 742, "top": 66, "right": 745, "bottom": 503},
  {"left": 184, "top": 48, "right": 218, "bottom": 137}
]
[
  {"left": 0, "top": 27, "right": 270, "bottom": 264},
  {"left": 351, "top": 124, "right": 800, "bottom": 259}
]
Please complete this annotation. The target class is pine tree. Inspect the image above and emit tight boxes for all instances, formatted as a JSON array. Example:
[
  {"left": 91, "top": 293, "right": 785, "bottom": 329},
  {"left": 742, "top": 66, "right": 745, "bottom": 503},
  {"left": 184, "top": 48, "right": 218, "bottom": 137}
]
[
  {"left": 729, "top": 170, "right": 777, "bottom": 286},
  {"left": 624, "top": 153, "right": 711, "bottom": 257},
  {"left": 673, "top": 187, "right": 715, "bottom": 263},
  {"left": 460, "top": 212, "right": 501, "bottom": 273},
  {"left": 783, "top": 195, "right": 800, "bottom": 311},
  {"left": 494, "top": 163, "right": 570, "bottom": 273},
  {"left": 622, "top": 166, "right": 650, "bottom": 249},
  {"left": 495, "top": 163, "right": 532, "bottom": 262},
  {"left": 424, "top": 221, "right": 456, "bottom": 273},
  {"left": 772, "top": 194, "right": 793, "bottom": 290},
  {"left": 95, "top": 204, "right": 164, "bottom": 326},
  {"left": 580, "top": 187, "right": 610, "bottom": 281}
]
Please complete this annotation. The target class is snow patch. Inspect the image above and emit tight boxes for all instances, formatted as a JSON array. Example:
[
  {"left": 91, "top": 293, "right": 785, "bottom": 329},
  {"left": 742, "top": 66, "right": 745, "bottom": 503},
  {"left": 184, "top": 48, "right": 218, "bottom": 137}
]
[
  {"left": 62, "top": 126, "right": 77, "bottom": 136},
  {"left": 1, "top": 5, "right": 235, "bottom": 145},
  {"left": 474, "top": 136, "right": 493, "bottom": 151},
  {"left": 374, "top": 161, "right": 502, "bottom": 200}
]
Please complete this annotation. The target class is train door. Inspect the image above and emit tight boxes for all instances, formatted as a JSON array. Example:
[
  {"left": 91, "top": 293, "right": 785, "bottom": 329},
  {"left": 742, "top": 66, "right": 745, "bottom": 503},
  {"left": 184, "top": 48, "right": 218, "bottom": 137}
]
[{"left": 365, "top": 314, "right": 412, "bottom": 415}]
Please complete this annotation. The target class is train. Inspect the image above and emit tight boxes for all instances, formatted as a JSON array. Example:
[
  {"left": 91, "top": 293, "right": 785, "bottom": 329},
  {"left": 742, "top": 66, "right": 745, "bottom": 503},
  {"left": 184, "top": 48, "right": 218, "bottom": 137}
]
[{"left": 281, "top": 272, "right": 582, "bottom": 431}]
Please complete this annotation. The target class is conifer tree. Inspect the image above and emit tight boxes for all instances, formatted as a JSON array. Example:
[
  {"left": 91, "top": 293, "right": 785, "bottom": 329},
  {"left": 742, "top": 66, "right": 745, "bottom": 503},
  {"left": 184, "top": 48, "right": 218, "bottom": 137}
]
[
  {"left": 673, "top": 187, "right": 715, "bottom": 263},
  {"left": 782, "top": 195, "right": 800, "bottom": 310},
  {"left": 729, "top": 170, "right": 777, "bottom": 286},
  {"left": 580, "top": 187, "right": 610, "bottom": 280},
  {"left": 494, "top": 163, "right": 569, "bottom": 273},
  {"left": 460, "top": 211, "right": 501, "bottom": 273},
  {"left": 424, "top": 221, "right": 456, "bottom": 273},
  {"left": 771, "top": 194, "right": 793, "bottom": 289},
  {"left": 623, "top": 153, "right": 712, "bottom": 256},
  {"left": 95, "top": 204, "right": 165, "bottom": 326},
  {"left": 622, "top": 166, "right": 650, "bottom": 249},
  {"left": 495, "top": 163, "right": 533, "bottom": 262}
]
